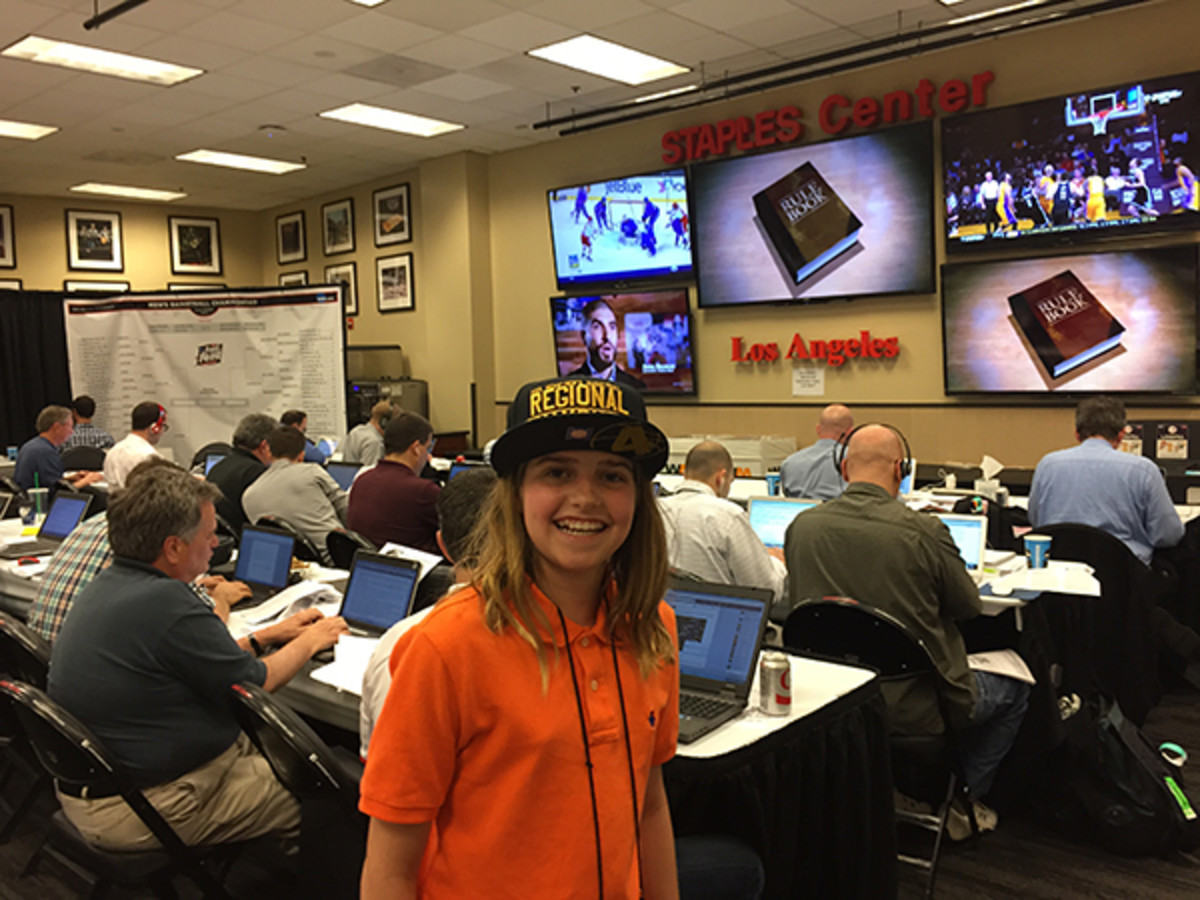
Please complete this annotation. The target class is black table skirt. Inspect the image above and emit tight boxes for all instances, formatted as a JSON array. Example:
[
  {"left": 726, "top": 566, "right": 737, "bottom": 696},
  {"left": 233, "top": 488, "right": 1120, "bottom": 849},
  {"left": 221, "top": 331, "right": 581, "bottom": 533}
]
[{"left": 664, "top": 678, "right": 896, "bottom": 900}]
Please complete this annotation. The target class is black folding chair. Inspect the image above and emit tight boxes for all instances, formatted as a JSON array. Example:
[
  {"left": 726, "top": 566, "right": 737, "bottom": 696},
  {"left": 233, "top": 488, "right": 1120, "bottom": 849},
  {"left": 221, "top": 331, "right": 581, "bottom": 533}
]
[
  {"left": 230, "top": 682, "right": 366, "bottom": 898},
  {"left": 0, "top": 679, "right": 236, "bottom": 899},
  {"left": 784, "top": 597, "right": 977, "bottom": 899},
  {"left": 60, "top": 446, "right": 106, "bottom": 472},
  {"left": 0, "top": 616, "right": 52, "bottom": 843},
  {"left": 325, "top": 529, "right": 377, "bottom": 570}
]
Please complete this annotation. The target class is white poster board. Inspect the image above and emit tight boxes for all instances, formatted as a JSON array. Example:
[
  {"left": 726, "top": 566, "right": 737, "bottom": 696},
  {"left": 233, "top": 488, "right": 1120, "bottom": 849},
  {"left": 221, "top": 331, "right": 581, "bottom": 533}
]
[{"left": 64, "top": 287, "right": 346, "bottom": 463}]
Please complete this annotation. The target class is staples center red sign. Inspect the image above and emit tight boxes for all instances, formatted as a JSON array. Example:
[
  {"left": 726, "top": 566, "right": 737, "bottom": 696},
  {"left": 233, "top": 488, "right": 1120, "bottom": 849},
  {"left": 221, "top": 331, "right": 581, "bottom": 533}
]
[
  {"left": 662, "top": 72, "right": 994, "bottom": 164},
  {"left": 732, "top": 332, "right": 899, "bottom": 367}
]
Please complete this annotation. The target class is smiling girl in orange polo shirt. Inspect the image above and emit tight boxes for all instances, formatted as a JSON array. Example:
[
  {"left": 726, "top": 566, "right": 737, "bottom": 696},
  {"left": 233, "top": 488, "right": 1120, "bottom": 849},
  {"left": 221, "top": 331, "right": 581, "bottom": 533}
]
[{"left": 360, "top": 375, "right": 680, "bottom": 900}]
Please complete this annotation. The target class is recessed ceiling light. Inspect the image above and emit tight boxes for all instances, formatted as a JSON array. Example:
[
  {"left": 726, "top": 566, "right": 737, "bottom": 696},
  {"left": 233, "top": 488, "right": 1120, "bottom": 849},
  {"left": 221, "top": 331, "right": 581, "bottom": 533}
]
[
  {"left": 2, "top": 35, "right": 203, "bottom": 86},
  {"left": 937, "top": 0, "right": 969, "bottom": 5},
  {"left": 948, "top": 0, "right": 1049, "bottom": 25},
  {"left": 349, "top": 0, "right": 389, "bottom": 6},
  {"left": 71, "top": 182, "right": 187, "bottom": 202},
  {"left": 633, "top": 85, "right": 699, "bottom": 104},
  {"left": 175, "top": 149, "right": 305, "bottom": 174},
  {"left": 0, "top": 118, "right": 57, "bottom": 140},
  {"left": 319, "top": 103, "right": 464, "bottom": 138},
  {"left": 528, "top": 35, "right": 689, "bottom": 86}
]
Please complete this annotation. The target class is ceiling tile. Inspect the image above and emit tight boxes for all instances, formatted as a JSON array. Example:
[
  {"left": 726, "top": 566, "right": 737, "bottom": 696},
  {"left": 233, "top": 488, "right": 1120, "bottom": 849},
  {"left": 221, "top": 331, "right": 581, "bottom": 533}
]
[
  {"left": 526, "top": 0, "right": 658, "bottom": 30},
  {"left": 321, "top": 12, "right": 444, "bottom": 53},
  {"left": 402, "top": 35, "right": 514, "bottom": 70},
  {"left": 178, "top": 11, "right": 308, "bottom": 53},
  {"left": 415, "top": 73, "right": 514, "bottom": 102},
  {"left": 729, "top": 8, "right": 843, "bottom": 48},
  {"left": 673, "top": 0, "right": 797, "bottom": 31},
  {"left": 375, "top": 0, "right": 512, "bottom": 33},
  {"left": 457, "top": 12, "right": 575, "bottom": 52}
]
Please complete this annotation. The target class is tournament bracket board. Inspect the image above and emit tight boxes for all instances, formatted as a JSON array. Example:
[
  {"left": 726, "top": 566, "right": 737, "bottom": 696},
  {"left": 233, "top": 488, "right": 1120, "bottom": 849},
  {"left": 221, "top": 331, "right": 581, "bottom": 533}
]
[{"left": 63, "top": 287, "right": 347, "bottom": 465}]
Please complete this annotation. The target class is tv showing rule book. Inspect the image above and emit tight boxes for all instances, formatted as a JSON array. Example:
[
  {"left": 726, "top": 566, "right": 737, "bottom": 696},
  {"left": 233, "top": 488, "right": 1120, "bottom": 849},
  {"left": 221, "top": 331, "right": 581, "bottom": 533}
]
[
  {"left": 547, "top": 168, "right": 693, "bottom": 290},
  {"left": 691, "top": 121, "right": 935, "bottom": 307},
  {"left": 943, "top": 69, "right": 1200, "bottom": 252},
  {"left": 550, "top": 289, "right": 694, "bottom": 395},
  {"left": 941, "top": 246, "right": 1197, "bottom": 395}
]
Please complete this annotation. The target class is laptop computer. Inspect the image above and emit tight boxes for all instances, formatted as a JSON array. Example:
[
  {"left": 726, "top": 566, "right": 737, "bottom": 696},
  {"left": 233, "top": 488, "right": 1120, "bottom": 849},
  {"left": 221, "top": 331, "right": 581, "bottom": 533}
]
[
  {"left": 338, "top": 552, "right": 422, "bottom": 636},
  {"left": 665, "top": 578, "right": 773, "bottom": 744},
  {"left": 0, "top": 492, "right": 93, "bottom": 558},
  {"left": 935, "top": 513, "right": 989, "bottom": 573},
  {"left": 325, "top": 461, "right": 362, "bottom": 492},
  {"left": 746, "top": 497, "right": 819, "bottom": 549},
  {"left": 448, "top": 461, "right": 487, "bottom": 481},
  {"left": 233, "top": 525, "right": 296, "bottom": 605},
  {"left": 204, "top": 452, "right": 226, "bottom": 475}
]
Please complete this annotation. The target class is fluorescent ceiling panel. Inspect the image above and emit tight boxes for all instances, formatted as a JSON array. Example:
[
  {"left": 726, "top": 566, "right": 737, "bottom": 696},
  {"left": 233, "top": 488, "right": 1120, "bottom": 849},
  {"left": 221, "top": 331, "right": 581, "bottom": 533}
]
[
  {"left": 71, "top": 182, "right": 187, "bottom": 202},
  {"left": 0, "top": 118, "right": 57, "bottom": 140},
  {"left": 949, "top": 0, "right": 1050, "bottom": 25},
  {"left": 2, "top": 36, "right": 203, "bottom": 86},
  {"left": 319, "top": 103, "right": 463, "bottom": 137},
  {"left": 176, "top": 149, "right": 305, "bottom": 174},
  {"left": 527, "top": 35, "right": 689, "bottom": 86}
]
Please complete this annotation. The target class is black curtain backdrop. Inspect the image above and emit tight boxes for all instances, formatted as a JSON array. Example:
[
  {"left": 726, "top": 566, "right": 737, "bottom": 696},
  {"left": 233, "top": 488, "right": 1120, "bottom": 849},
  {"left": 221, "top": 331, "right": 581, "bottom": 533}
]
[{"left": 0, "top": 291, "right": 72, "bottom": 451}]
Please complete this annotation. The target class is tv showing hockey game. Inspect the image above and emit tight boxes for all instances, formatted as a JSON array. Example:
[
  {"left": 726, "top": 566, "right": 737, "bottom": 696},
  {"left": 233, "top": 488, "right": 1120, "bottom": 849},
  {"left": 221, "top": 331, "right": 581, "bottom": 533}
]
[
  {"left": 941, "top": 245, "right": 1197, "bottom": 395},
  {"left": 547, "top": 168, "right": 693, "bottom": 290},
  {"left": 691, "top": 121, "right": 935, "bottom": 308},
  {"left": 943, "top": 69, "right": 1200, "bottom": 252},
  {"left": 550, "top": 289, "right": 695, "bottom": 395}
]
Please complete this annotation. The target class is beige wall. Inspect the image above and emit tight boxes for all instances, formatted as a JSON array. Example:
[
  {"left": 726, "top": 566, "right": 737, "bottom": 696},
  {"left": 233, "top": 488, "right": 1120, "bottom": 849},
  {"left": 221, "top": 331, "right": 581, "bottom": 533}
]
[
  {"left": 0, "top": 193, "right": 261, "bottom": 291},
  {"left": 484, "top": 0, "right": 1200, "bottom": 462}
]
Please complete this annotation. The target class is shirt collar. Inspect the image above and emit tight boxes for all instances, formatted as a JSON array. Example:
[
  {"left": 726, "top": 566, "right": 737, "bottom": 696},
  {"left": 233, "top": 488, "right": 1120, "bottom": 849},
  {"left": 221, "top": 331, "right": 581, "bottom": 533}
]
[
  {"left": 528, "top": 578, "right": 614, "bottom": 648},
  {"left": 674, "top": 480, "right": 716, "bottom": 498}
]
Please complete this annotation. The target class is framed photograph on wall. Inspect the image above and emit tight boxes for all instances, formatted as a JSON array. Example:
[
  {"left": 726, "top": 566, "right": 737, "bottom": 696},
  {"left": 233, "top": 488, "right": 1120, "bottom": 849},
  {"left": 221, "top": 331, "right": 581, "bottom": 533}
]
[
  {"left": 276, "top": 211, "right": 306, "bottom": 265},
  {"left": 64, "top": 279, "right": 130, "bottom": 293},
  {"left": 0, "top": 279, "right": 21, "bottom": 291},
  {"left": 279, "top": 270, "right": 308, "bottom": 286},
  {"left": 373, "top": 183, "right": 410, "bottom": 246},
  {"left": 0, "top": 205, "right": 14, "bottom": 268},
  {"left": 376, "top": 253, "right": 414, "bottom": 312},
  {"left": 169, "top": 216, "right": 222, "bottom": 275},
  {"left": 322, "top": 198, "right": 355, "bottom": 256},
  {"left": 66, "top": 210, "right": 123, "bottom": 271},
  {"left": 324, "top": 261, "right": 358, "bottom": 316}
]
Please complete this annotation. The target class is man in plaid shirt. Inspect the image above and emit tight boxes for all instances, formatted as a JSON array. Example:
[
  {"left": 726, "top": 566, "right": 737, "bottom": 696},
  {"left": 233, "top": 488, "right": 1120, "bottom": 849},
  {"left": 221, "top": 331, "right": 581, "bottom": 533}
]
[{"left": 60, "top": 396, "right": 115, "bottom": 452}]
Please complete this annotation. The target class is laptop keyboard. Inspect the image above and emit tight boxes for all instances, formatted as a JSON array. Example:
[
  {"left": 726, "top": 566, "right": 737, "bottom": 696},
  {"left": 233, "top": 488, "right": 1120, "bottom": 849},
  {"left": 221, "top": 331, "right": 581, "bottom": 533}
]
[{"left": 679, "top": 693, "right": 737, "bottom": 719}]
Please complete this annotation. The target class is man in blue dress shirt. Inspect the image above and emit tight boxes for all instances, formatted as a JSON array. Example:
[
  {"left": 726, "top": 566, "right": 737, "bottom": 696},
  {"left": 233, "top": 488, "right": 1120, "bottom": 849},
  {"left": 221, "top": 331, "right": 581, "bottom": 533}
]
[{"left": 779, "top": 404, "right": 853, "bottom": 501}]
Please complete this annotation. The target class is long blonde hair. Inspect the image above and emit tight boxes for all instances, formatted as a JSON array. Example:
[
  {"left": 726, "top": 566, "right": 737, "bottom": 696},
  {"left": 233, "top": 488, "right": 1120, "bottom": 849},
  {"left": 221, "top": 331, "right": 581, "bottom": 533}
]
[{"left": 468, "top": 463, "right": 675, "bottom": 683}]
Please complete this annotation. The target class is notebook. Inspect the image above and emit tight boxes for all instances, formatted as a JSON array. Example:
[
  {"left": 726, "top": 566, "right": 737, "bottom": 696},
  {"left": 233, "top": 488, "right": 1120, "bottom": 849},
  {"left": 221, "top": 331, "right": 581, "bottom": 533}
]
[
  {"left": 338, "top": 551, "right": 421, "bottom": 636},
  {"left": 233, "top": 525, "right": 296, "bottom": 605},
  {"left": 325, "top": 461, "right": 362, "bottom": 492},
  {"left": 204, "top": 452, "right": 226, "bottom": 475},
  {"left": 665, "top": 579, "right": 773, "bottom": 744},
  {"left": 746, "top": 497, "right": 819, "bottom": 549},
  {"left": 0, "top": 492, "right": 93, "bottom": 558},
  {"left": 935, "top": 513, "right": 989, "bottom": 572}
]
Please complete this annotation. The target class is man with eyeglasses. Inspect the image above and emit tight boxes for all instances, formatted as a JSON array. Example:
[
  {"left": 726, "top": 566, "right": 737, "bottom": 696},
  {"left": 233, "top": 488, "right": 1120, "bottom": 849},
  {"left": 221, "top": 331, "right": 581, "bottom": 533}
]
[
  {"left": 347, "top": 412, "right": 442, "bottom": 555},
  {"left": 104, "top": 401, "right": 168, "bottom": 489}
]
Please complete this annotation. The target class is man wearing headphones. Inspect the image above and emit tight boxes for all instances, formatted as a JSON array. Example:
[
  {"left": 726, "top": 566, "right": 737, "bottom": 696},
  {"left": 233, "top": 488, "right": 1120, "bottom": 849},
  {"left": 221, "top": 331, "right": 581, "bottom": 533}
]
[
  {"left": 783, "top": 424, "right": 1028, "bottom": 833},
  {"left": 104, "top": 401, "right": 168, "bottom": 489},
  {"left": 340, "top": 400, "right": 397, "bottom": 468}
]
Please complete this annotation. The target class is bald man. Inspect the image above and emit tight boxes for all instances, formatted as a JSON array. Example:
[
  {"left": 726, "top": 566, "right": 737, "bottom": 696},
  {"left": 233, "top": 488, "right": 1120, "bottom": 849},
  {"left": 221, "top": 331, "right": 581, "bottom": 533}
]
[
  {"left": 779, "top": 404, "right": 853, "bottom": 500},
  {"left": 658, "top": 440, "right": 786, "bottom": 603},
  {"left": 784, "top": 425, "right": 1028, "bottom": 826}
]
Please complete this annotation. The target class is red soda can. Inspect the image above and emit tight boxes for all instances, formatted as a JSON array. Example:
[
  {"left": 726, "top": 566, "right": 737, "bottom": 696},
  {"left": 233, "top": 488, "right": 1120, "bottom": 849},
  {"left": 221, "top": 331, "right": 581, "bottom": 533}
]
[{"left": 759, "top": 651, "right": 791, "bottom": 716}]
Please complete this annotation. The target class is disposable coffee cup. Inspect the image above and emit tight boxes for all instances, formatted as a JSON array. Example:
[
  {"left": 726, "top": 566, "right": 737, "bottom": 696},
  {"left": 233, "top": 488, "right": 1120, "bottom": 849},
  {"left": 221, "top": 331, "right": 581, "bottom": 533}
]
[
  {"left": 1025, "top": 534, "right": 1051, "bottom": 569},
  {"left": 765, "top": 473, "right": 781, "bottom": 496}
]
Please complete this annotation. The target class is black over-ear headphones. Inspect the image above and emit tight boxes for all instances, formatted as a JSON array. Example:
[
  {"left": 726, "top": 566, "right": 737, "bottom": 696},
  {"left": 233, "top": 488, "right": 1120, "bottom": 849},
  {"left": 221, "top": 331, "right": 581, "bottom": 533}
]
[{"left": 832, "top": 423, "right": 912, "bottom": 480}]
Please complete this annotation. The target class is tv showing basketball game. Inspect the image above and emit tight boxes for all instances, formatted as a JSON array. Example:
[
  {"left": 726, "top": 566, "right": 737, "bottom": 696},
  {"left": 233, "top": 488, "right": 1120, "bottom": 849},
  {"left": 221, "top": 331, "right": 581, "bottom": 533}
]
[
  {"left": 943, "top": 69, "right": 1200, "bottom": 252},
  {"left": 550, "top": 289, "right": 695, "bottom": 395},
  {"left": 941, "top": 246, "right": 1197, "bottom": 395},
  {"left": 547, "top": 168, "right": 693, "bottom": 289},
  {"left": 691, "top": 122, "right": 935, "bottom": 307}
]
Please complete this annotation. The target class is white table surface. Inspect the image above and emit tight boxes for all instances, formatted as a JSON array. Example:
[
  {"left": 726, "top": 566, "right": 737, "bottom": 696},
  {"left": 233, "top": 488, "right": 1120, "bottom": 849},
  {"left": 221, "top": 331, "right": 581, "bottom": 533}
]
[{"left": 677, "top": 653, "right": 875, "bottom": 759}]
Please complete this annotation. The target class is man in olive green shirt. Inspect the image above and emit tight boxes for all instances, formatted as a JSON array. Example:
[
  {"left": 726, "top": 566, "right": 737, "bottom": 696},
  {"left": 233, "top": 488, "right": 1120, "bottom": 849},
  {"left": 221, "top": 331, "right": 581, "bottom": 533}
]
[{"left": 784, "top": 425, "right": 1027, "bottom": 801}]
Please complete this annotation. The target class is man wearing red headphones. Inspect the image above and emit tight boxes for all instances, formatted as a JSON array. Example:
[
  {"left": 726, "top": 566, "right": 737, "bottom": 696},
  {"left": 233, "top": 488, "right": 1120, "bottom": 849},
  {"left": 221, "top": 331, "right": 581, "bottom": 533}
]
[{"left": 104, "top": 401, "right": 168, "bottom": 489}]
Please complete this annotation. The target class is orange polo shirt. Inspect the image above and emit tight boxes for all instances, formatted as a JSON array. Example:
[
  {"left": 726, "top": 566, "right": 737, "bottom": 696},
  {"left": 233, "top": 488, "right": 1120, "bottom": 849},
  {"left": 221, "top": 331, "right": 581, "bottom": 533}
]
[{"left": 359, "top": 583, "right": 679, "bottom": 899}]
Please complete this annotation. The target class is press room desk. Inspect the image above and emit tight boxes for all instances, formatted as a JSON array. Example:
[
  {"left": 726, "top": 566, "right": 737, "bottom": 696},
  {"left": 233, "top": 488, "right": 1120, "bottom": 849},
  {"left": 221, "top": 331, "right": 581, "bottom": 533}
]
[
  {"left": 0, "top": 518, "right": 42, "bottom": 619},
  {"left": 278, "top": 651, "right": 894, "bottom": 900}
]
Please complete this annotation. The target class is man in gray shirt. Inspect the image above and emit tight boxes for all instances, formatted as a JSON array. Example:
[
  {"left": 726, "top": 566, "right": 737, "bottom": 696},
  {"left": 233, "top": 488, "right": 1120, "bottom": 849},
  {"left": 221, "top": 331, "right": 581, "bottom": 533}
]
[
  {"left": 340, "top": 401, "right": 395, "bottom": 467},
  {"left": 242, "top": 426, "right": 348, "bottom": 564}
]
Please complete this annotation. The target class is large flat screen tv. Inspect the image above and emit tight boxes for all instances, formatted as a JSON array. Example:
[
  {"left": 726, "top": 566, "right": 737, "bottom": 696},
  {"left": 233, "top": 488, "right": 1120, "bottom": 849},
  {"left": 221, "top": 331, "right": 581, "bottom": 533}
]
[
  {"left": 547, "top": 168, "right": 693, "bottom": 290},
  {"left": 943, "top": 69, "right": 1200, "bottom": 252},
  {"left": 941, "top": 245, "right": 1197, "bottom": 395},
  {"left": 691, "top": 121, "right": 935, "bottom": 307},
  {"left": 550, "top": 289, "right": 695, "bottom": 395}
]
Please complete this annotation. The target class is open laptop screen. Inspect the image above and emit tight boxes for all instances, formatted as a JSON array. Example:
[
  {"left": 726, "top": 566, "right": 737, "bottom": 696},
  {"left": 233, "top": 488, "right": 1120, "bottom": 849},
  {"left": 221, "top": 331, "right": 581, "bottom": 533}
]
[
  {"left": 935, "top": 513, "right": 988, "bottom": 571},
  {"left": 204, "top": 453, "right": 225, "bottom": 475},
  {"left": 666, "top": 583, "right": 769, "bottom": 685},
  {"left": 325, "top": 461, "right": 361, "bottom": 491},
  {"left": 39, "top": 494, "right": 91, "bottom": 540},
  {"left": 340, "top": 552, "right": 421, "bottom": 633},
  {"left": 234, "top": 526, "right": 294, "bottom": 589},
  {"left": 746, "top": 497, "right": 819, "bottom": 549}
]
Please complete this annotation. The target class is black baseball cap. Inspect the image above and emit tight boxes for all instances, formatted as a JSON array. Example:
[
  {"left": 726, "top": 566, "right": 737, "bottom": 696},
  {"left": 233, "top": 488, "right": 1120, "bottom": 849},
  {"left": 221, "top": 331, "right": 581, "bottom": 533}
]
[{"left": 490, "top": 376, "right": 668, "bottom": 477}]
